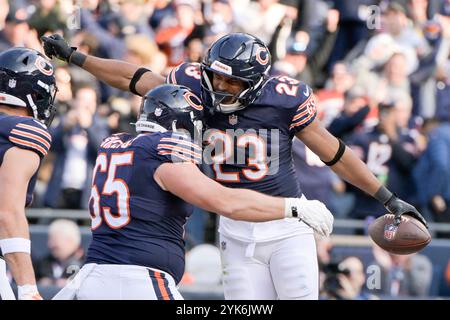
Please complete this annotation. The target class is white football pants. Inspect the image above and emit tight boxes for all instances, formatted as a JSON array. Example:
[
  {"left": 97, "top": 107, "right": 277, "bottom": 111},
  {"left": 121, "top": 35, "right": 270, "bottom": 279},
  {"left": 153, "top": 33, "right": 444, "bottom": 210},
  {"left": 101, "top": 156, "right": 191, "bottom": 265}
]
[
  {"left": 220, "top": 233, "right": 319, "bottom": 300},
  {"left": 53, "top": 264, "right": 183, "bottom": 300}
]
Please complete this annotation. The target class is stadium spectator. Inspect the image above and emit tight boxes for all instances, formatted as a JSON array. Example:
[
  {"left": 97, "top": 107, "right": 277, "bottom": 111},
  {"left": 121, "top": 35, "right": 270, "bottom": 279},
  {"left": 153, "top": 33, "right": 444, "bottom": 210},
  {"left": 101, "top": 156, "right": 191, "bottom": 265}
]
[
  {"left": 231, "top": 0, "right": 293, "bottom": 45},
  {"left": 124, "top": 34, "right": 167, "bottom": 74},
  {"left": 27, "top": 0, "right": 67, "bottom": 38},
  {"left": 155, "top": 0, "right": 202, "bottom": 66},
  {"left": 328, "top": 0, "right": 380, "bottom": 68},
  {"left": 321, "top": 256, "right": 378, "bottom": 300},
  {"left": 44, "top": 85, "right": 110, "bottom": 209},
  {"left": 414, "top": 119, "right": 450, "bottom": 227},
  {"left": 328, "top": 87, "right": 372, "bottom": 139},
  {"left": 0, "top": 9, "right": 36, "bottom": 52},
  {"left": 347, "top": 101, "right": 421, "bottom": 220},
  {"left": 202, "top": 0, "right": 233, "bottom": 45},
  {"left": 35, "top": 219, "right": 84, "bottom": 288},
  {"left": 434, "top": 57, "right": 450, "bottom": 121},
  {"left": 371, "top": 244, "right": 433, "bottom": 297},
  {"left": 271, "top": 4, "right": 339, "bottom": 87},
  {"left": 316, "top": 61, "right": 355, "bottom": 127}
]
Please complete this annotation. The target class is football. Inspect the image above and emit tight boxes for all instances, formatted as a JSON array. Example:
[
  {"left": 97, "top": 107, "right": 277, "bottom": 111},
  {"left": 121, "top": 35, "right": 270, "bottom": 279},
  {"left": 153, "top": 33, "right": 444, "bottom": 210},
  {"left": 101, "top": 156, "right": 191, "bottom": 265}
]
[{"left": 368, "top": 214, "right": 431, "bottom": 255}]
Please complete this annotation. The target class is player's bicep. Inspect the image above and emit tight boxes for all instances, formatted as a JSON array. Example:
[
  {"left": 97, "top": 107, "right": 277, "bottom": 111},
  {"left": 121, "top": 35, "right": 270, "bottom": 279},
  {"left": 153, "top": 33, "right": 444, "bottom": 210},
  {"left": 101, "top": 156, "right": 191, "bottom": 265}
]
[
  {"left": 0, "top": 147, "right": 40, "bottom": 214},
  {"left": 154, "top": 162, "right": 229, "bottom": 213}
]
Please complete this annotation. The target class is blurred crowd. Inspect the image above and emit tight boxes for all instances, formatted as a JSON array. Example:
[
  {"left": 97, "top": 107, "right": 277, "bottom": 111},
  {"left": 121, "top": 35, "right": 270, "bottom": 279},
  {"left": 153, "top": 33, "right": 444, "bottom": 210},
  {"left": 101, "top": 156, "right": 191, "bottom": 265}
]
[{"left": 2, "top": 0, "right": 450, "bottom": 298}]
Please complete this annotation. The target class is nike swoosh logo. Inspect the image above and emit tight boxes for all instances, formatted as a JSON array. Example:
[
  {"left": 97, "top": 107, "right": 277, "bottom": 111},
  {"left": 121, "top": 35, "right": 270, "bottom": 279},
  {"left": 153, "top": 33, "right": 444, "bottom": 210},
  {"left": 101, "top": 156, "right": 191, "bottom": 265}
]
[{"left": 303, "top": 86, "right": 310, "bottom": 97}]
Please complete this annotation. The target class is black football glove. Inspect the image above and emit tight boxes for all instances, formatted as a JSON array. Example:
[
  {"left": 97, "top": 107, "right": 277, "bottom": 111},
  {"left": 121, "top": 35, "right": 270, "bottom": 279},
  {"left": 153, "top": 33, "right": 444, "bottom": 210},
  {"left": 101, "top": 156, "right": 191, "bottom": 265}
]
[
  {"left": 41, "top": 34, "right": 76, "bottom": 62},
  {"left": 385, "top": 194, "right": 428, "bottom": 228}
]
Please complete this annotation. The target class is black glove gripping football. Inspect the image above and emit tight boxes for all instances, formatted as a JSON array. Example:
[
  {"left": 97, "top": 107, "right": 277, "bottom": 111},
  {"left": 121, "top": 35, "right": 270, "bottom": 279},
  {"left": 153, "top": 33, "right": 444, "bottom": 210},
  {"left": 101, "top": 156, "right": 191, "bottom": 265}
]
[
  {"left": 385, "top": 194, "right": 428, "bottom": 228},
  {"left": 41, "top": 34, "right": 86, "bottom": 66}
]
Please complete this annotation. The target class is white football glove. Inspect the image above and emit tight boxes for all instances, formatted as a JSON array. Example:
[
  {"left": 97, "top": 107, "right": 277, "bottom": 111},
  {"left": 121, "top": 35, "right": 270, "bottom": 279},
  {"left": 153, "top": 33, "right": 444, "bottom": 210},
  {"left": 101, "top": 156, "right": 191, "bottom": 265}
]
[{"left": 285, "top": 196, "right": 334, "bottom": 237}]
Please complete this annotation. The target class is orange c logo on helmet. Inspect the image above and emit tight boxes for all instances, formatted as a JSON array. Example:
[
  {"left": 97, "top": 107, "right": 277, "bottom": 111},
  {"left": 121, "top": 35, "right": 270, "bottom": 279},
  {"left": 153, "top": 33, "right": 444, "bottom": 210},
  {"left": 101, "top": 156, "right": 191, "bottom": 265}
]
[
  {"left": 35, "top": 56, "right": 54, "bottom": 76},
  {"left": 255, "top": 47, "right": 269, "bottom": 66},
  {"left": 183, "top": 92, "right": 203, "bottom": 111}
]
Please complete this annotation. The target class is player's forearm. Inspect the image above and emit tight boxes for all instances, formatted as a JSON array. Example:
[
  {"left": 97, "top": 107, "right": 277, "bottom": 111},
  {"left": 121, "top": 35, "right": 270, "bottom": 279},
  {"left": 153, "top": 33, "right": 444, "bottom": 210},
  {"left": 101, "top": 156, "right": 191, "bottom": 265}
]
[
  {"left": 81, "top": 55, "right": 139, "bottom": 92},
  {"left": 217, "top": 188, "right": 285, "bottom": 222},
  {"left": 0, "top": 211, "right": 36, "bottom": 285},
  {"left": 330, "top": 148, "right": 382, "bottom": 197},
  {"left": 298, "top": 120, "right": 382, "bottom": 198},
  {"left": 3, "top": 253, "right": 37, "bottom": 286},
  {"left": 0, "top": 208, "right": 30, "bottom": 239}
]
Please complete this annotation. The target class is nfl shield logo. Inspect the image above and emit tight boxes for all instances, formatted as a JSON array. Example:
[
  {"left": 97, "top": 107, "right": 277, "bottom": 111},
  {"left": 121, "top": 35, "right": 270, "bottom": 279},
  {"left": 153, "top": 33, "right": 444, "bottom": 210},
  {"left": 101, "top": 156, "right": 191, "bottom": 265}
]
[
  {"left": 221, "top": 241, "right": 227, "bottom": 251},
  {"left": 8, "top": 79, "right": 16, "bottom": 88},
  {"left": 229, "top": 114, "right": 238, "bottom": 125},
  {"left": 155, "top": 108, "right": 162, "bottom": 117},
  {"left": 384, "top": 224, "right": 398, "bottom": 241}
]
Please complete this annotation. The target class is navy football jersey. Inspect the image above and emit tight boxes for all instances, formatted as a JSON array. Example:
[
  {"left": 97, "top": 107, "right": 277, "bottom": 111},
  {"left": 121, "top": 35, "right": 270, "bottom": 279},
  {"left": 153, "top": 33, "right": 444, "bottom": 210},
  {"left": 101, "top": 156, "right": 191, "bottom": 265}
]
[
  {"left": 167, "top": 62, "right": 317, "bottom": 197},
  {"left": 0, "top": 113, "right": 51, "bottom": 206},
  {"left": 347, "top": 128, "right": 419, "bottom": 219},
  {"left": 85, "top": 131, "right": 201, "bottom": 283}
]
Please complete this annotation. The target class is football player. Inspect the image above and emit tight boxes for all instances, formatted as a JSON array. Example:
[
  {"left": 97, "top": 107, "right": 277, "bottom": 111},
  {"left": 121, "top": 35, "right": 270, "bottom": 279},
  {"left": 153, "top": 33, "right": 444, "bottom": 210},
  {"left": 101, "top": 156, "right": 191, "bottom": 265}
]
[
  {"left": 52, "top": 84, "right": 333, "bottom": 300},
  {"left": 42, "top": 33, "right": 427, "bottom": 300},
  {"left": 0, "top": 47, "right": 57, "bottom": 300}
]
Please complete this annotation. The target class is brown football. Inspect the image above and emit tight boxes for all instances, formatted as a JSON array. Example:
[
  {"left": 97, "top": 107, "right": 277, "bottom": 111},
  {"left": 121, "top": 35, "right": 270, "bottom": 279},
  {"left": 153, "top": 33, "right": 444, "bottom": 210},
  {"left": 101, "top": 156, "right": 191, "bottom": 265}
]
[{"left": 368, "top": 214, "right": 431, "bottom": 255}]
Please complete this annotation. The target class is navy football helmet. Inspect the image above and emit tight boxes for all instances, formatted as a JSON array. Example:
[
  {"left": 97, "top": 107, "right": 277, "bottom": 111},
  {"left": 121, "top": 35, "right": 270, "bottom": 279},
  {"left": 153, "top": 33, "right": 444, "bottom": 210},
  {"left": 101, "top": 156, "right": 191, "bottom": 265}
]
[
  {"left": 201, "top": 33, "right": 271, "bottom": 114},
  {"left": 0, "top": 47, "right": 57, "bottom": 126},
  {"left": 135, "top": 84, "right": 204, "bottom": 140}
]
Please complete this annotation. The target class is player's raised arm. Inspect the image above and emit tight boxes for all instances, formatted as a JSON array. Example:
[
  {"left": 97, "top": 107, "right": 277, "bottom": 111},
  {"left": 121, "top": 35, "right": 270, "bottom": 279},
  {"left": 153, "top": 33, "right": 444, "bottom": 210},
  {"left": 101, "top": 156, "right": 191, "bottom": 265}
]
[
  {"left": 41, "top": 34, "right": 164, "bottom": 96},
  {"left": 0, "top": 148, "right": 41, "bottom": 300},
  {"left": 295, "top": 118, "right": 427, "bottom": 228},
  {"left": 154, "top": 162, "right": 333, "bottom": 237}
]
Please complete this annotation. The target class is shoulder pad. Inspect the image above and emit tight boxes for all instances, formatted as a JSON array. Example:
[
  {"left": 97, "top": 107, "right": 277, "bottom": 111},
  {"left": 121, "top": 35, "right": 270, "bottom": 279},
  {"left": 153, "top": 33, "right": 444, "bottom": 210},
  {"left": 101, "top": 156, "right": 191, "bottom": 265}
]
[
  {"left": 155, "top": 131, "right": 202, "bottom": 164},
  {"left": 166, "top": 62, "right": 202, "bottom": 97},
  {"left": 8, "top": 117, "right": 51, "bottom": 157}
]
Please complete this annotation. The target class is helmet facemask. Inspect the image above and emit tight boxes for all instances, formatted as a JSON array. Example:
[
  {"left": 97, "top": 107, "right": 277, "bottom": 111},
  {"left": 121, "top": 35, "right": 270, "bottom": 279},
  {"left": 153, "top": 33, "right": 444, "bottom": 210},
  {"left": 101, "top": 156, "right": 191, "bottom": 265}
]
[
  {"left": 32, "top": 81, "right": 58, "bottom": 127},
  {"left": 199, "top": 33, "right": 272, "bottom": 114},
  {"left": 201, "top": 65, "right": 267, "bottom": 114}
]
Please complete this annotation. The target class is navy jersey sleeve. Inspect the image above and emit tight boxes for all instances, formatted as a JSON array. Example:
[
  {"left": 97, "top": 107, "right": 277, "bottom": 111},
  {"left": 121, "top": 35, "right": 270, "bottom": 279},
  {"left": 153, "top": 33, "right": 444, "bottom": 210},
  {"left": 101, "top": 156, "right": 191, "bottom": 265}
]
[
  {"left": 287, "top": 83, "right": 317, "bottom": 134},
  {"left": 8, "top": 118, "right": 51, "bottom": 158},
  {"left": 155, "top": 132, "right": 202, "bottom": 165},
  {"left": 166, "top": 62, "right": 202, "bottom": 96},
  {"left": 262, "top": 76, "right": 317, "bottom": 135}
]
